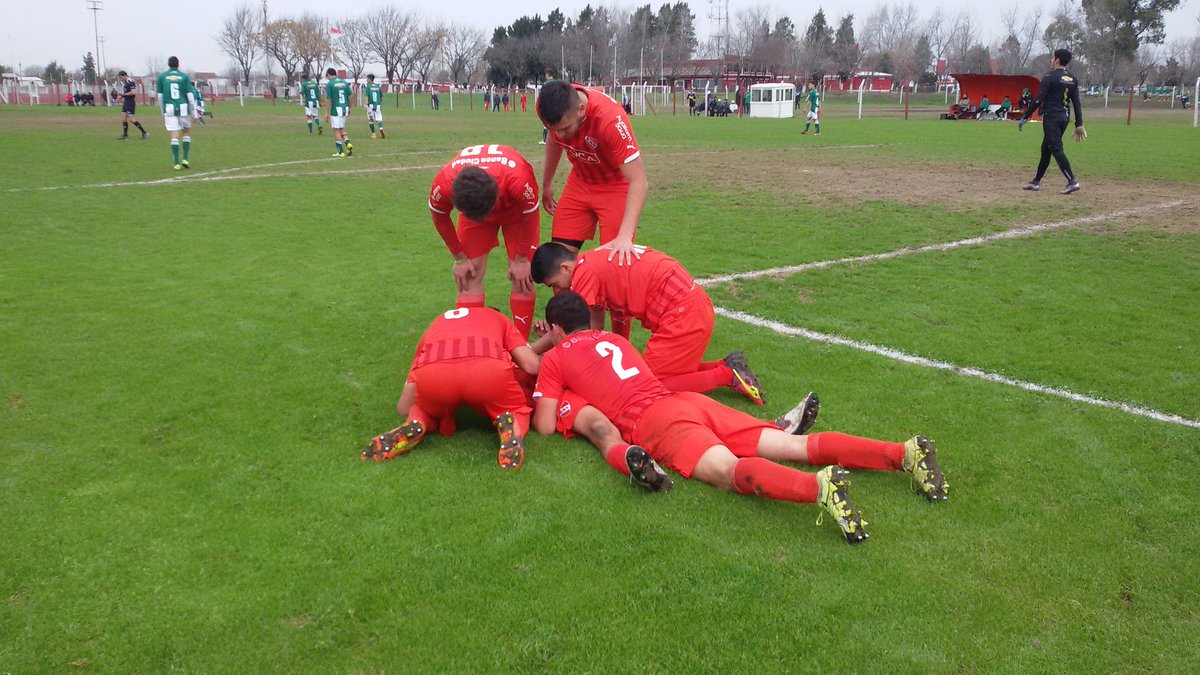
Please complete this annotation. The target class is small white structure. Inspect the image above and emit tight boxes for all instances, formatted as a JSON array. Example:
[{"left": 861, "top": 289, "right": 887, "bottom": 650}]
[{"left": 748, "top": 83, "right": 795, "bottom": 118}]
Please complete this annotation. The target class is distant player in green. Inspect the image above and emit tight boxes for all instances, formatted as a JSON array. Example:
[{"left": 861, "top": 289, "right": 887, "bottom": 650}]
[
  {"left": 155, "top": 56, "right": 195, "bottom": 170},
  {"left": 364, "top": 74, "right": 385, "bottom": 139},
  {"left": 191, "top": 84, "right": 207, "bottom": 125},
  {"left": 323, "top": 67, "right": 354, "bottom": 157},
  {"left": 302, "top": 74, "right": 322, "bottom": 134},
  {"left": 801, "top": 82, "right": 820, "bottom": 136}
]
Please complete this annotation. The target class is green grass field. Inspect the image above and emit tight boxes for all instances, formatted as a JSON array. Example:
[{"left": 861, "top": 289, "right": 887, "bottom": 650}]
[{"left": 2, "top": 94, "right": 1198, "bottom": 671}]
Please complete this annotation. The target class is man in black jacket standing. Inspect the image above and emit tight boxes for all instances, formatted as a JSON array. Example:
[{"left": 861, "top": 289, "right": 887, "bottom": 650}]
[{"left": 1019, "top": 48, "right": 1088, "bottom": 194}]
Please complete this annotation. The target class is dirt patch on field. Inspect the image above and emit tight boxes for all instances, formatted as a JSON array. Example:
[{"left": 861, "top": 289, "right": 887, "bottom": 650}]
[{"left": 648, "top": 148, "right": 1200, "bottom": 233}]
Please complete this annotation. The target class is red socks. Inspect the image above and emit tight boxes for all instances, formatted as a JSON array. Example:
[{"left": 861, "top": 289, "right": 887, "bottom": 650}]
[
  {"left": 659, "top": 363, "right": 733, "bottom": 393},
  {"left": 806, "top": 432, "right": 904, "bottom": 471},
  {"left": 731, "top": 457, "right": 818, "bottom": 503},
  {"left": 604, "top": 443, "right": 632, "bottom": 477},
  {"left": 610, "top": 311, "right": 631, "bottom": 339},
  {"left": 510, "top": 292, "right": 536, "bottom": 340},
  {"left": 457, "top": 294, "right": 485, "bottom": 308}
]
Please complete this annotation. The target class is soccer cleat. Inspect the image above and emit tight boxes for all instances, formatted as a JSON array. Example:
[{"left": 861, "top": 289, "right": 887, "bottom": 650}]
[
  {"left": 361, "top": 420, "right": 425, "bottom": 462},
  {"left": 816, "top": 466, "right": 868, "bottom": 543},
  {"left": 378, "top": 129, "right": 385, "bottom": 139},
  {"left": 724, "top": 351, "right": 765, "bottom": 406},
  {"left": 1060, "top": 182, "right": 1081, "bottom": 195},
  {"left": 117, "top": 135, "right": 128, "bottom": 140},
  {"left": 1023, "top": 182, "right": 1040, "bottom": 191},
  {"left": 318, "top": 125, "right": 323, "bottom": 135},
  {"left": 332, "top": 152, "right": 344, "bottom": 158},
  {"left": 800, "top": 130, "right": 808, "bottom": 135},
  {"left": 494, "top": 412, "right": 525, "bottom": 470},
  {"left": 625, "top": 445, "right": 673, "bottom": 493},
  {"left": 902, "top": 436, "right": 948, "bottom": 502},
  {"left": 344, "top": 142, "right": 354, "bottom": 157},
  {"left": 814, "top": 132, "right": 821, "bottom": 136},
  {"left": 180, "top": 159, "right": 190, "bottom": 169},
  {"left": 774, "top": 391, "right": 820, "bottom": 435},
  {"left": 370, "top": 134, "right": 377, "bottom": 140},
  {"left": 173, "top": 164, "right": 182, "bottom": 171},
  {"left": 141, "top": 131, "right": 149, "bottom": 139}
]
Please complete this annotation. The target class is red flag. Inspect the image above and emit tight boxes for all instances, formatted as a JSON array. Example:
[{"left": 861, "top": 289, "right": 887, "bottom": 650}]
[{"left": 329, "top": 26, "right": 344, "bottom": 36}]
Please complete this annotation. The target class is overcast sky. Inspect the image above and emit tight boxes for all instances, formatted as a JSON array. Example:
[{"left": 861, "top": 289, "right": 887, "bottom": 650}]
[{"left": 5, "top": 0, "right": 1197, "bottom": 75}]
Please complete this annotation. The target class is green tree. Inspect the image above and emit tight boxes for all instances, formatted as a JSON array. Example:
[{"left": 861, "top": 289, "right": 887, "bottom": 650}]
[
  {"left": 82, "top": 52, "right": 97, "bottom": 84},
  {"left": 1081, "top": 0, "right": 1182, "bottom": 85},
  {"left": 831, "top": 14, "right": 859, "bottom": 82},
  {"left": 44, "top": 60, "right": 68, "bottom": 83}
]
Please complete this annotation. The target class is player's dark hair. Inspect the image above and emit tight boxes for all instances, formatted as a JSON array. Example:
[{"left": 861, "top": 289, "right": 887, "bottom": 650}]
[
  {"left": 531, "top": 242, "right": 576, "bottom": 285},
  {"left": 118, "top": 70, "right": 127, "bottom": 77},
  {"left": 536, "top": 80, "right": 576, "bottom": 125},
  {"left": 367, "top": 74, "right": 375, "bottom": 81},
  {"left": 545, "top": 291, "right": 591, "bottom": 333},
  {"left": 326, "top": 67, "right": 337, "bottom": 77},
  {"left": 451, "top": 167, "right": 499, "bottom": 222},
  {"left": 168, "top": 56, "right": 179, "bottom": 69},
  {"left": 1054, "top": 48, "right": 1072, "bottom": 66}
]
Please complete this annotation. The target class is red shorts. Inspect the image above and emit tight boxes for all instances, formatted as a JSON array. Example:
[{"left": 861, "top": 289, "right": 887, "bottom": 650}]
[
  {"left": 552, "top": 175, "right": 630, "bottom": 244},
  {"left": 409, "top": 358, "right": 530, "bottom": 430},
  {"left": 642, "top": 286, "right": 715, "bottom": 377},
  {"left": 632, "top": 392, "right": 772, "bottom": 478},
  {"left": 457, "top": 216, "right": 534, "bottom": 261},
  {"left": 553, "top": 390, "right": 588, "bottom": 440}
]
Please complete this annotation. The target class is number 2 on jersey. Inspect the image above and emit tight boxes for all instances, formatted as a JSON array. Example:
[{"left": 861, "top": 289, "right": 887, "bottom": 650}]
[{"left": 596, "top": 341, "right": 640, "bottom": 380}]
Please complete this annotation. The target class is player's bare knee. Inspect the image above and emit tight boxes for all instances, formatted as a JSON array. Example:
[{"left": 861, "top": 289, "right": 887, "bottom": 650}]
[{"left": 692, "top": 446, "right": 738, "bottom": 492}]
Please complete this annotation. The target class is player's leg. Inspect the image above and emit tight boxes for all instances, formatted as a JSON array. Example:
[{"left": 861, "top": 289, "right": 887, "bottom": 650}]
[
  {"left": 455, "top": 219, "right": 500, "bottom": 308},
  {"left": 757, "top": 428, "right": 947, "bottom": 501},
  {"left": 368, "top": 107, "right": 376, "bottom": 137},
  {"left": 165, "top": 114, "right": 182, "bottom": 168},
  {"left": 375, "top": 107, "right": 384, "bottom": 138},
  {"left": 549, "top": 176, "right": 600, "bottom": 248},
  {"left": 501, "top": 230, "right": 537, "bottom": 339},
  {"left": 120, "top": 110, "right": 130, "bottom": 139},
  {"left": 180, "top": 115, "right": 192, "bottom": 167},
  {"left": 1047, "top": 118, "right": 1078, "bottom": 190},
  {"left": 644, "top": 302, "right": 727, "bottom": 394},
  {"left": 131, "top": 112, "right": 147, "bottom": 138},
  {"left": 467, "top": 360, "right": 532, "bottom": 469},
  {"left": 566, "top": 401, "right": 672, "bottom": 492},
  {"left": 332, "top": 116, "right": 346, "bottom": 156},
  {"left": 1032, "top": 124, "right": 1056, "bottom": 184},
  {"left": 363, "top": 382, "right": 431, "bottom": 461}
]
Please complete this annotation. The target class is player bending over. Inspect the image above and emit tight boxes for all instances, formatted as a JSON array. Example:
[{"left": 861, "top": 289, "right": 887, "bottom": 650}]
[
  {"left": 429, "top": 144, "right": 541, "bottom": 338},
  {"left": 533, "top": 292, "right": 950, "bottom": 543},
  {"left": 531, "top": 241, "right": 767, "bottom": 405}
]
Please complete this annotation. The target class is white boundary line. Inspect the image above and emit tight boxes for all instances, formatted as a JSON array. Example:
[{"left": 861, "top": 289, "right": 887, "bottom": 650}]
[
  {"left": 4, "top": 162, "right": 444, "bottom": 192},
  {"left": 698, "top": 199, "right": 1193, "bottom": 286},
  {"left": 714, "top": 307, "right": 1200, "bottom": 429}
]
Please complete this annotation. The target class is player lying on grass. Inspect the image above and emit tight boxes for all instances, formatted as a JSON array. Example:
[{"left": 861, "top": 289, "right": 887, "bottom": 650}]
[
  {"left": 360, "top": 305, "right": 674, "bottom": 490},
  {"left": 430, "top": 145, "right": 540, "bottom": 339},
  {"left": 531, "top": 241, "right": 767, "bottom": 405},
  {"left": 532, "top": 291, "right": 950, "bottom": 543}
]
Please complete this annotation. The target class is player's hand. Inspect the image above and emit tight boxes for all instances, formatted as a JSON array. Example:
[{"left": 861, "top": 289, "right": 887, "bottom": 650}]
[
  {"left": 541, "top": 188, "right": 558, "bottom": 216},
  {"left": 1017, "top": 118, "right": 1026, "bottom": 132},
  {"left": 451, "top": 257, "right": 477, "bottom": 293},
  {"left": 1073, "top": 126, "right": 1087, "bottom": 142},
  {"left": 508, "top": 258, "right": 534, "bottom": 295},
  {"left": 532, "top": 320, "right": 550, "bottom": 337},
  {"left": 601, "top": 235, "right": 642, "bottom": 267}
]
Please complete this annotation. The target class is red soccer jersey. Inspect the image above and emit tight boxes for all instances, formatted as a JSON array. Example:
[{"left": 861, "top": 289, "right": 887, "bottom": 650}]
[
  {"left": 541, "top": 85, "right": 641, "bottom": 185},
  {"left": 571, "top": 247, "right": 696, "bottom": 331},
  {"left": 428, "top": 144, "right": 540, "bottom": 256},
  {"left": 534, "top": 330, "right": 671, "bottom": 438},
  {"left": 410, "top": 307, "right": 528, "bottom": 372}
]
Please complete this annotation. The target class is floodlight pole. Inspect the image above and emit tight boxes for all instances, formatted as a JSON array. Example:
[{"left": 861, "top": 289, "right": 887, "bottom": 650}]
[{"left": 86, "top": 0, "right": 102, "bottom": 88}]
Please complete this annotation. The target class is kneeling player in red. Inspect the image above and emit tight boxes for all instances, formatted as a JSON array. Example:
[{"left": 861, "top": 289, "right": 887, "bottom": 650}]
[
  {"left": 429, "top": 144, "right": 541, "bottom": 338},
  {"left": 532, "top": 292, "right": 950, "bottom": 543},
  {"left": 362, "top": 306, "right": 539, "bottom": 469},
  {"left": 532, "top": 241, "right": 766, "bottom": 405}
]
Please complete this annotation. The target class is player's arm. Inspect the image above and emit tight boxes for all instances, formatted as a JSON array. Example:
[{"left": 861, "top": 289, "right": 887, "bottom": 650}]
[
  {"left": 1070, "top": 82, "right": 1084, "bottom": 127},
  {"left": 1022, "top": 77, "right": 1050, "bottom": 121},
  {"left": 532, "top": 396, "right": 559, "bottom": 435},
  {"left": 541, "top": 140, "right": 564, "bottom": 215},
  {"left": 589, "top": 306, "right": 606, "bottom": 330},
  {"left": 430, "top": 208, "right": 465, "bottom": 259},
  {"left": 510, "top": 344, "right": 541, "bottom": 376},
  {"left": 607, "top": 156, "right": 648, "bottom": 265}
]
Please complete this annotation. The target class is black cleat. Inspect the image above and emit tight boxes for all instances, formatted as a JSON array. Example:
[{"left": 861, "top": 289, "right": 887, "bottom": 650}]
[
  {"left": 774, "top": 392, "right": 820, "bottom": 435},
  {"left": 625, "top": 445, "right": 673, "bottom": 493}
]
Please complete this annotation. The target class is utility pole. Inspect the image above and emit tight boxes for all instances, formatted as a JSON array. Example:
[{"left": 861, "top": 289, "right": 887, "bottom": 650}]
[{"left": 86, "top": 0, "right": 103, "bottom": 86}]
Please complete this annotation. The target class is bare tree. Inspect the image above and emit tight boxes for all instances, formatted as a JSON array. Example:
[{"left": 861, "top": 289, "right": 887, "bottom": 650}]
[
  {"left": 292, "top": 13, "right": 332, "bottom": 81},
  {"left": 216, "top": 3, "right": 260, "bottom": 84},
  {"left": 412, "top": 24, "right": 448, "bottom": 84},
  {"left": 337, "top": 19, "right": 376, "bottom": 81},
  {"left": 144, "top": 55, "right": 165, "bottom": 77},
  {"left": 364, "top": 7, "right": 415, "bottom": 84},
  {"left": 261, "top": 17, "right": 301, "bottom": 86},
  {"left": 926, "top": 7, "right": 952, "bottom": 70},
  {"left": 442, "top": 24, "right": 485, "bottom": 85},
  {"left": 947, "top": 11, "right": 980, "bottom": 72},
  {"left": 998, "top": 6, "right": 1045, "bottom": 72},
  {"left": 1042, "top": 0, "right": 1085, "bottom": 54}
]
